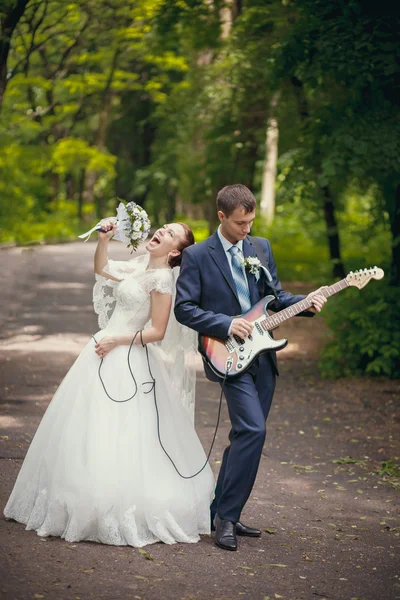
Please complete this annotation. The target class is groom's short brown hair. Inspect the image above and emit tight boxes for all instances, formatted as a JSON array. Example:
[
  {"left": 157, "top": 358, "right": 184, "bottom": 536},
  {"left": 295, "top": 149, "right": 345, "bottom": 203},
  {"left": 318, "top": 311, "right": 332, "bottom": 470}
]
[{"left": 216, "top": 184, "right": 257, "bottom": 217}]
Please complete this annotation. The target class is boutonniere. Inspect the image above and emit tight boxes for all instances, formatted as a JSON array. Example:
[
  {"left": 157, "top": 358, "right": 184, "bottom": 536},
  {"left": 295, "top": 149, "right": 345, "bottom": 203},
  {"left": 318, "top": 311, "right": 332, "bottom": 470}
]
[{"left": 242, "top": 256, "right": 262, "bottom": 282}]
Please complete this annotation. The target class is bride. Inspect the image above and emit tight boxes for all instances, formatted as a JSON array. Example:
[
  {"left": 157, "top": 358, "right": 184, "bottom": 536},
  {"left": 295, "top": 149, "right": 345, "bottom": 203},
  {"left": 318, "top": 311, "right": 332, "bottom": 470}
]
[{"left": 4, "top": 220, "right": 215, "bottom": 547}]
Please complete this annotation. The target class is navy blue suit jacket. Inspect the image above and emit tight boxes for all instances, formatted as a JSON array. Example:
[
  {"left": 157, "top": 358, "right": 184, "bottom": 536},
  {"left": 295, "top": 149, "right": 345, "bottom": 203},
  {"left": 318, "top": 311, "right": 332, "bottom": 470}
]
[{"left": 174, "top": 231, "right": 311, "bottom": 379}]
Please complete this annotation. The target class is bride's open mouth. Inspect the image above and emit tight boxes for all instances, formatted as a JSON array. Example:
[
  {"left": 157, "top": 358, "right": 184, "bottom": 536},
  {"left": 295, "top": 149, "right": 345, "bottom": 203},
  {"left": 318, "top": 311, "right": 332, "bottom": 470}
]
[{"left": 150, "top": 233, "right": 162, "bottom": 245}]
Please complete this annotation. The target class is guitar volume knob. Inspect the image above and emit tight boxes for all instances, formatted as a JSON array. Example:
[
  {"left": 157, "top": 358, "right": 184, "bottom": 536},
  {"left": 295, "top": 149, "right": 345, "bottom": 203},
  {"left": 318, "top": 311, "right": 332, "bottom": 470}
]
[
  {"left": 239, "top": 355, "right": 244, "bottom": 360},
  {"left": 239, "top": 346, "right": 244, "bottom": 351},
  {"left": 237, "top": 364, "right": 243, "bottom": 369}
]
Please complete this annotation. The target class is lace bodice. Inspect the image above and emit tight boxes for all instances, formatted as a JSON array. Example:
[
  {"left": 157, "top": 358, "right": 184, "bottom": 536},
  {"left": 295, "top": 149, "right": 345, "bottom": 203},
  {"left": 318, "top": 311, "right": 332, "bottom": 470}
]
[
  {"left": 92, "top": 253, "right": 197, "bottom": 422},
  {"left": 93, "top": 257, "right": 174, "bottom": 334}
]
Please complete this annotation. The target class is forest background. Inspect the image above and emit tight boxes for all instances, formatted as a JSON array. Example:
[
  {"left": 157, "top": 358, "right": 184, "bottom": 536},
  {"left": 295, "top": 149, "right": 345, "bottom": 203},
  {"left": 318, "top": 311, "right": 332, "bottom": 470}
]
[{"left": 1, "top": 0, "right": 399, "bottom": 379}]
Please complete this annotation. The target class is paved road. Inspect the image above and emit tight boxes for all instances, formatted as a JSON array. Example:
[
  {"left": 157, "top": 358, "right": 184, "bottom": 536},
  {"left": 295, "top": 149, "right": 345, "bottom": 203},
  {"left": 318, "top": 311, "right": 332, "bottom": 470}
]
[{"left": 0, "top": 242, "right": 399, "bottom": 600}]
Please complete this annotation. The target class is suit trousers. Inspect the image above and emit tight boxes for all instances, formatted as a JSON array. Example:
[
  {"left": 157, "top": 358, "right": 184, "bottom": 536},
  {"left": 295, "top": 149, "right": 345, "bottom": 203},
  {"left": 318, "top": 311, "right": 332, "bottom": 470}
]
[{"left": 210, "top": 355, "right": 276, "bottom": 523}]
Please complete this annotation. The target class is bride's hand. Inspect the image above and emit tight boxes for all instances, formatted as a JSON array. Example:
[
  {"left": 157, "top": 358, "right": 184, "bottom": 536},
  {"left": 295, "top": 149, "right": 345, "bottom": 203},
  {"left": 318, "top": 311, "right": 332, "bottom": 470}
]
[
  {"left": 95, "top": 336, "right": 118, "bottom": 359},
  {"left": 98, "top": 219, "right": 117, "bottom": 241}
]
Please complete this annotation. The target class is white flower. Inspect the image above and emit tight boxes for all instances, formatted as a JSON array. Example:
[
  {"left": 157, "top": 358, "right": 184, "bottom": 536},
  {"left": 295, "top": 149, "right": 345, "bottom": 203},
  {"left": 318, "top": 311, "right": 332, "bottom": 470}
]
[
  {"left": 120, "top": 200, "right": 151, "bottom": 251},
  {"left": 243, "top": 256, "right": 261, "bottom": 282},
  {"left": 79, "top": 199, "right": 151, "bottom": 252}
]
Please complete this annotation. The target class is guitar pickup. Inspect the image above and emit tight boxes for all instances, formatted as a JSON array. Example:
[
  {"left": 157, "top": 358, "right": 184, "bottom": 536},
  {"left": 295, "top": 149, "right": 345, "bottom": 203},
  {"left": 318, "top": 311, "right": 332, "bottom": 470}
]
[
  {"left": 255, "top": 322, "right": 263, "bottom": 336},
  {"left": 233, "top": 335, "right": 245, "bottom": 345},
  {"left": 225, "top": 339, "right": 235, "bottom": 352}
]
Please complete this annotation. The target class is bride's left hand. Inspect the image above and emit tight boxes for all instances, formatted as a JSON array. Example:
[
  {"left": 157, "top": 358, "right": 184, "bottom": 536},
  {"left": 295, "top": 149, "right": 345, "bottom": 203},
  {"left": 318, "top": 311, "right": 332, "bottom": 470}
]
[{"left": 95, "top": 336, "right": 118, "bottom": 359}]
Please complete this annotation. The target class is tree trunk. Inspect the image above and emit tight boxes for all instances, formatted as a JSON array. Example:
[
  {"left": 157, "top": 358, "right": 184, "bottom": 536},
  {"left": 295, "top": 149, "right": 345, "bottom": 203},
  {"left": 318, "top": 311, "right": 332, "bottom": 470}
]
[
  {"left": 0, "top": 0, "right": 31, "bottom": 108},
  {"left": 165, "top": 186, "right": 176, "bottom": 223},
  {"left": 291, "top": 76, "right": 345, "bottom": 278},
  {"left": 260, "top": 92, "right": 280, "bottom": 225},
  {"left": 207, "top": 186, "right": 221, "bottom": 234},
  {"left": 77, "top": 169, "right": 86, "bottom": 220},
  {"left": 322, "top": 186, "right": 345, "bottom": 278},
  {"left": 232, "top": 0, "right": 243, "bottom": 19},
  {"left": 390, "top": 184, "right": 400, "bottom": 286}
]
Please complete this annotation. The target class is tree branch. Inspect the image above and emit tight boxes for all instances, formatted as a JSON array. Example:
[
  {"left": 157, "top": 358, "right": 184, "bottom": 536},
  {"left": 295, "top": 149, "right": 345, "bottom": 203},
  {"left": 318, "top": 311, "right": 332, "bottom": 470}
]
[{"left": 0, "top": 0, "right": 32, "bottom": 106}]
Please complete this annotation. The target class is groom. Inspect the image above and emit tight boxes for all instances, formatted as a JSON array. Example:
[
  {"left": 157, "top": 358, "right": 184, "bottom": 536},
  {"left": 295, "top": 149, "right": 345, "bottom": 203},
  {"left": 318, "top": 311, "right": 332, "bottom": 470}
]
[{"left": 174, "top": 184, "right": 326, "bottom": 551}]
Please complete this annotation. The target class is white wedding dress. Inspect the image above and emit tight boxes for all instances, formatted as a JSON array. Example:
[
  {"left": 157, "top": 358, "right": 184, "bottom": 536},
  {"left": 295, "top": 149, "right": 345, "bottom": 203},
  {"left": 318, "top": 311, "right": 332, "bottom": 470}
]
[{"left": 4, "top": 255, "right": 215, "bottom": 547}]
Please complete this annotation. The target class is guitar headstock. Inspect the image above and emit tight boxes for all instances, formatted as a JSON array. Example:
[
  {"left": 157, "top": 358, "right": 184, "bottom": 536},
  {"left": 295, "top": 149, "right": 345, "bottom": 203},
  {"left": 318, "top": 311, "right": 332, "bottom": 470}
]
[{"left": 346, "top": 266, "right": 384, "bottom": 289}]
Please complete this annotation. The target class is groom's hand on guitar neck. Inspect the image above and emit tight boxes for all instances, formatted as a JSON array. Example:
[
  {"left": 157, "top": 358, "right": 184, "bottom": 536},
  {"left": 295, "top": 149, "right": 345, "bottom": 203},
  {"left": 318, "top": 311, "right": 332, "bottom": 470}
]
[
  {"left": 230, "top": 287, "right": 327, "bottom": 338},
  {"left": 306, "top": 287, "right": 328, "bottom": 313}
]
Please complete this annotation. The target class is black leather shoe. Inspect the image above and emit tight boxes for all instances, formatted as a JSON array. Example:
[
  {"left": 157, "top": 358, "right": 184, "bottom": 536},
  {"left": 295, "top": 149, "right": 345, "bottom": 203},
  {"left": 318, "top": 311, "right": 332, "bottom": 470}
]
[
  {"left": 236, "top": 521, "right": 261, "bottom": 537},
  {"left": 211, "top": 519, "right": 261, "bottom": 538},
  {"left": 214, "top": 514, "right": 237, "bottom": 551}
]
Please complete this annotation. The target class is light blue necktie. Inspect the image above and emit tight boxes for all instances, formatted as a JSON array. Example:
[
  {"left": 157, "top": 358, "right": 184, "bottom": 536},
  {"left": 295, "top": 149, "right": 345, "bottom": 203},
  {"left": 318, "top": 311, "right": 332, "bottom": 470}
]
[{"left": 228, "top": 246, "right": 252, "bottom": 312}]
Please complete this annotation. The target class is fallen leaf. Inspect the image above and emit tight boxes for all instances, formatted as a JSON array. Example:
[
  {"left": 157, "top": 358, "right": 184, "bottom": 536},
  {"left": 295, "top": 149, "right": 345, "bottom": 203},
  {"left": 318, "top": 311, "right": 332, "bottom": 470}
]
[{"left": 138, "top": 549, "right": 154, "bottom": 561}]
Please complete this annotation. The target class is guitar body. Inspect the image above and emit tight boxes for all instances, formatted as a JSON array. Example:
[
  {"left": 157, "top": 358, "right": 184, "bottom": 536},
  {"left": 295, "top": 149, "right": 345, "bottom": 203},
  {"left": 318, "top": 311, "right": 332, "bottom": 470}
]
[{"left": 199, "top": 295, "right": 288, "bottom": 379}]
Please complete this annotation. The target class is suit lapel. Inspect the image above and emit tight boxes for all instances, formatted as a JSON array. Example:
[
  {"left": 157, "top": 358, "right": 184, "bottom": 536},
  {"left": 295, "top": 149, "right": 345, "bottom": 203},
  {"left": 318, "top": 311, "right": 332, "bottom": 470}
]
[
  {"left": 243, "top": 236, "right": 258, "bottom": 305},
  {"left": 208, "top": 232, "right": 240, "bottom": 306}
]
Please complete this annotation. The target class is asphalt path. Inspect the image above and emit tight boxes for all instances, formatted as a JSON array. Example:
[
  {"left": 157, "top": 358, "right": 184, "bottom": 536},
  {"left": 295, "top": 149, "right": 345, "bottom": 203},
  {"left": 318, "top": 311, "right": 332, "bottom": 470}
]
[{"left": 0, "top": 242, "right": 399, "bottom": 600}]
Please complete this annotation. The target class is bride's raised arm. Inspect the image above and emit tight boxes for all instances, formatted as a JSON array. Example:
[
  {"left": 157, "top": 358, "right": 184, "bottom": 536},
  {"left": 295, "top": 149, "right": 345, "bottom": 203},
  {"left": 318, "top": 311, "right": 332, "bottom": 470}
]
[{"left": 94, "top": 221, "right": 121, "bottom": 281}]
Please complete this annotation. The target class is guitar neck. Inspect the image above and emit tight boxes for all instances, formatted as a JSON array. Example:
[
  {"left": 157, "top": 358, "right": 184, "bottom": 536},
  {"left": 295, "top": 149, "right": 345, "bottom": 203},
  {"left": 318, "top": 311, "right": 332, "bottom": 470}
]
[{"left": 262, "top": 278, "right": 349, "bottom": 331}]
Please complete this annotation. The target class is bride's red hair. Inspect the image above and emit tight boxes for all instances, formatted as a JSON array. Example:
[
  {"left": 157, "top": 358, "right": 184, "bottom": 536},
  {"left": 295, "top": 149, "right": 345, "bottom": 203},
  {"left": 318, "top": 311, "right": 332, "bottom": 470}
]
[{"left": 168, "top": 223, "right": 195, "bottom": 268}]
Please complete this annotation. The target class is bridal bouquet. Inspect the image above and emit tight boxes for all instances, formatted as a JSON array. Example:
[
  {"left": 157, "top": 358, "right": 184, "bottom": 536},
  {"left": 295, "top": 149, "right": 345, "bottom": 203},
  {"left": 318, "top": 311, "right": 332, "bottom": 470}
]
[{"left": 78, "top": 200, "right": 151, "bottom": 252}]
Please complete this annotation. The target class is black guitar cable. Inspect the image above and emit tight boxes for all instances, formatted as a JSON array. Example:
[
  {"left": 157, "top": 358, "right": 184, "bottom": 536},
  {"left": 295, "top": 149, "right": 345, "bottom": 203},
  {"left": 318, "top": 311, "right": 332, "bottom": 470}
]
[
  {"left": 93, "top": 332, "right": 139, "bottom": 403},
  {"left": 92, "top": 331, "right": 226, "bottom": 479}
]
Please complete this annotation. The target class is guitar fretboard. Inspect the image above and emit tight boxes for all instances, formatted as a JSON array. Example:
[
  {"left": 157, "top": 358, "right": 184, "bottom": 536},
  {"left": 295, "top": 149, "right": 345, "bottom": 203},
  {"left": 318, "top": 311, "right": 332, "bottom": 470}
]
[{"left": 261, "top": 278, "right": 349, "bottom": 331}]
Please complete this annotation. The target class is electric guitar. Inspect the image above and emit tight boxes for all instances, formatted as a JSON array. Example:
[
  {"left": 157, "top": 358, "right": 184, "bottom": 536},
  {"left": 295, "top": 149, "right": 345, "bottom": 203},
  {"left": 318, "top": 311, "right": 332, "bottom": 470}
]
[{"left": 199, "top": 266, "right": 384, "bottom": 379}]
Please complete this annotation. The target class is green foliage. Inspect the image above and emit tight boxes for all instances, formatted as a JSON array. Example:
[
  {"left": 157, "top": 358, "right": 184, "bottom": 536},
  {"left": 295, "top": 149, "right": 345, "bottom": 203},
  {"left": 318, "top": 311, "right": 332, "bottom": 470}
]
[
  {"left": 0, "top": 0, "right": 399, "bottom": 386},
  {"left": 273, "top": 0, "right": 400, "bottom": 282},
  {"left": 176, "top": 218, "right": 209, "bottom": 244},
  {"left": 319, "top": 279, "right": 400, "bottom": 379},
  {"left": 376, "top": 460, "right": 400, "bottom": 478},
  {"left": 251, "top": 204, "right": 391, "bottom": 284}
]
